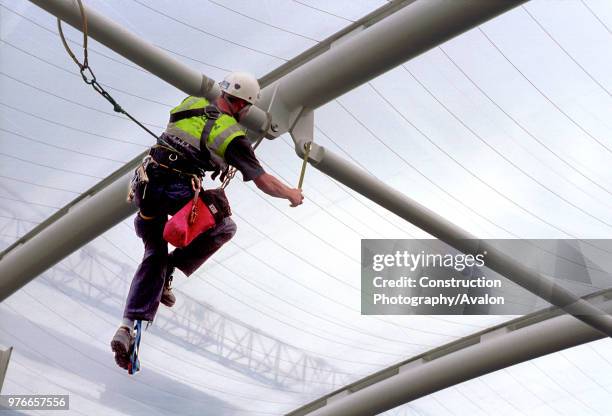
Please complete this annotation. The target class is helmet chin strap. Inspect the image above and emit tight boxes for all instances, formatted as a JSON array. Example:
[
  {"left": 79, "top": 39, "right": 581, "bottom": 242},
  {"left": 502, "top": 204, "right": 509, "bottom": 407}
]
[
  {"left": 218, "top": 93, "right": 250, "bottom": 121},
  {"left": 235, "top": 104, "right": 250, "bottom": 122}
]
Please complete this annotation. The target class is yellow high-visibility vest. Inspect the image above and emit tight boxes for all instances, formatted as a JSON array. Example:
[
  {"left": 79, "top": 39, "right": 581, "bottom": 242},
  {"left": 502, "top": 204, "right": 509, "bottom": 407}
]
[{"left": 165, "top": 96, "right": 245, "bottom": 159}]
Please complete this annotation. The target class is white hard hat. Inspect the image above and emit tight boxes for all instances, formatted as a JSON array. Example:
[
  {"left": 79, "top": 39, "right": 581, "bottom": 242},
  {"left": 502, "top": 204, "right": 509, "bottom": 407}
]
[{"left": 219, "top": 71, "right": 260, "bottom": 104}]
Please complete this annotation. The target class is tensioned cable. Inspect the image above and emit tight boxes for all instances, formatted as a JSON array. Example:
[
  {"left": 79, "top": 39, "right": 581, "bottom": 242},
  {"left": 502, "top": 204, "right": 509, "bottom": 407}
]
[
  {"left": 580, "top": 0, "right": 612, "bottom": 35},
  {"left": 236, "top": 179, "right": 360, "bottom": 263},
  {"left": 303, "top": 140, "right": 419, "bottom": 236},
  {"left": 102, "top": 230, "right": 409, "bottom": 368},
  {"left": 0, "top": 196, "right": 61, "bottom": 210},
  {"left": 0, "top": 152, "right": 103, "bottom": 180},
  {"left": 2, "top": 34, "right": 413, "bottom": 243},
  {"left": 0, "top": 71, "right": 165, "bottom": 129},
  {"left": 188, "top": 0, "right": 569, "bottom": 240},
  {"left": 0, "top": 214, "right": 38, "bottom": 224},
  {"left": 207, "top": 0, "right": 321, "bottom": 42},
  {"left": 155, "top": 43, "right": 232, "bottom": 72},
  {"left": 498, "top": 368, "right": 562, "bottom": 414},
  {"left": 3, "top": 2, "right": 468, "bottom": 244},
  {"left": 0, "top": 3, "right": 231, "bottom": 73},
  {"left": 312, "top": 126, "right": 427, "bottom": 236},
  {"left": 39, "top": 263, "right": 349, "bottom": 390},
  {"left": 0, "top": 195, "right": 61, "bottom": 209},
  {"left": 214, "top": 0, "right": 529, "bottom": 239},
  {"left": 131, "top": 0, "right": 289, "bottom": 61},
  {"left": 357, "top": 87, "right": 573, "bottom": 238},
  {"left": 0, "top": 126, "right": 126, "bottom": 163},
  {"left": 112, "top": 223, "right": 425, "bottom": 355},
  {"left": 13, "top": 290, "right": 305, "bottom": 408},
  {"left": 256, "top": 157, "right": 372, "bottom": 239},
  {"left": 335, "top": 95, "right": 548, "bottom": 237},
  {"left": 556, "top": 351, "right": 612, "bottom": 394},
  {"left": 364, "top": 83, "right": 612, "bottom": 263},
  {"left": 1, "top": 102, "right": 390, "bottom": 247},
  {"left": 2, "top": 365, "right": 89, "bottom": 416},
  {"left": 0, "top": 55, "right": 387, "bottom": 241},
  {"left": 206, "top": 255, "right": 450, "bottom": 346},
  {"left": 528, "top": 360, "right": 605, "bottom": 415},
  {"left": 0, "top": 313, "right": 285, "bottom": 414},
  {"left": 0, "top": 39, "right": 172, "bottom": 107},
  {"left": 200, "top": 213, "right": 518, "bottom": 336},
  {"left": 31, "top": 221, "right": 363, "bottom": 383},
  {"left": 522, "top": 5, "right": 612, "bottom": 98},
  {"left": 291, "top": 0, "right": 355, "bottom": 23},
  {"left": 438, "top": 46, "right": 612, "bottom": 200},
  {"left": 0, "top": 3, "right": 146, "bottom": 73},
  {"left": 5, "top": 0, "right": 588, "bottom": 370},
  {"left": 5, "top": 281, "right": 304, "bottom": 406},
  {"left": 478, "top": 27, "right": 612, "bottom": 157},
  {"left": 465, "top": 377, "right": 526, "bottom": 415},
  {"left": 115, "top": 231, "right": 490, "bottom": 370},
  {"left": 226, "top": 237, "right": 484, "bottom": 334},
  {"left": 0, "top": 101, "right": 148, "bottom": 147},
  {"left": 0, "top": 77, "right": 430, "bottom": 322},
  {"left": 5, "top": 11, "right": 612, "bottom": 258},
  {"left": 0, "top": 175, "right": 80, "bottom": 194},
  {"left": 399, "top": 65, "right": 612, "bottom": 230},
  {"left": 276, "top": 135, "right": 412, "bottom": 238}
]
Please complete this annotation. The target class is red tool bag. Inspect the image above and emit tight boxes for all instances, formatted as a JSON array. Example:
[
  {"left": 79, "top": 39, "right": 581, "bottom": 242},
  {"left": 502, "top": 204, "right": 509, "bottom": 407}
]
[{"left": 163, "top": 177, "right": 230, "bottom": 248}]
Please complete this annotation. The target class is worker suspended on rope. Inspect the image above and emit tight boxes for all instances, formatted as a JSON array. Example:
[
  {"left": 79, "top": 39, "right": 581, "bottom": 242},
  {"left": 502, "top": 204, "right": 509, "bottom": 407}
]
[
  {"left": 110, "top": 72, "right": 304, "bottom": 372},
  {"left": 55, "top": 2, "right": 303, "bottom": 372}
]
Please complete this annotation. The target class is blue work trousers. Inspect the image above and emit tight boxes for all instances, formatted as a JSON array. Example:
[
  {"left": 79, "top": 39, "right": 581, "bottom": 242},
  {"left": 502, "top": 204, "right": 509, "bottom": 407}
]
[{"left": 123, "top": 164, "right": 236, "bottom": 321}]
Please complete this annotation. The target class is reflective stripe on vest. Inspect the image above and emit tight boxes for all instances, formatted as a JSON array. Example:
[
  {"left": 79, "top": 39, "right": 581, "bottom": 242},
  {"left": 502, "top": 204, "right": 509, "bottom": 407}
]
[{"left": 165, "top": 96, "right": 246, "bottom": 158}]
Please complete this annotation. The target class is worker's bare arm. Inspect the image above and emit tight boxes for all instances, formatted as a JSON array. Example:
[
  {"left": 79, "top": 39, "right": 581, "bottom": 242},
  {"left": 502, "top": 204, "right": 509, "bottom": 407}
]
[{"left": 253, "top": 173, "right": 304, "bottom": 207}]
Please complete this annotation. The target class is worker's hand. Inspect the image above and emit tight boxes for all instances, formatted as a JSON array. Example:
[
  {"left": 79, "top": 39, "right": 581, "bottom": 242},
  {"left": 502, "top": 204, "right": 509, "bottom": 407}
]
[{"left": 287, "top": 188, "right": 304, "bottom": 207}]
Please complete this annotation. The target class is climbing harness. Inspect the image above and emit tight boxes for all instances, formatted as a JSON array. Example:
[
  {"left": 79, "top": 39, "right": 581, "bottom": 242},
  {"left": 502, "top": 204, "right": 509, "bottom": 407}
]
[
  {"left": 57, "top": 0, "right": 267, "bottom": 192},
  {"left": 127, "top": 320, "right": 143, "bottom": 375},
  {"left": 56, "top": 0, "right": 159, "bottom": 141}
]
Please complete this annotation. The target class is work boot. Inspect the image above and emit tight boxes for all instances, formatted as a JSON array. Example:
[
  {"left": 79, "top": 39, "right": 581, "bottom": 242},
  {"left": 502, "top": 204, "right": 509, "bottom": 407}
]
[
  {"left": 160, "top": 274, "right": 176, "bottom": 308},
  {"left": 110, "top": 326, "right": 134, "bottom": 370}
]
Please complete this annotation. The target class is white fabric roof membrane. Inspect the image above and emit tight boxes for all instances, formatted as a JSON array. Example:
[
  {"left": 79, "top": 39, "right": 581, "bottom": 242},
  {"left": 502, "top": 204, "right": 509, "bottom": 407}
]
[{"left": 1, "top": 0, "right": 612, "bottom": 414}]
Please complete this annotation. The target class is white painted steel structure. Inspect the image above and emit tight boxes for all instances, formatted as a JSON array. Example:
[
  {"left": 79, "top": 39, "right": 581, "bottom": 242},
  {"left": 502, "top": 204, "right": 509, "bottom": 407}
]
[
  {"left": 1, "top": 0, "right": 609, "bottom": 337},
  {"left": 1, "top": 0, "right": 611, "bottom": 415}
]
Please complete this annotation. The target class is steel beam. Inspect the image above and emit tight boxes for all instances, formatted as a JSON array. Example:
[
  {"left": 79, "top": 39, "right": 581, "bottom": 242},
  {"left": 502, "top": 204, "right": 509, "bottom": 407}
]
[
  {"left": 27, "top": 0, "right": 271, "bottom": 135},
  {"left": 29, "top": 0, "right": 218, "bottom": 99},
  {"left": 307, "top": 144, "right": 612, "bottom": 335},
  {"left": 12, "top": 0, "right": 608, "bottom": 339},
  {"left": 0, "top": 154, "right": 141, "bottom": 299},
  {"left": 7, "top": 0, "right": 610, "bottom": 334},
  {"left": 287, "top": 289, "right": 612, "bottom": 416},
  {"left": 264, "top": 0, "right": 525, "bottom": 113},
  {"left": 1, "top": 0, "right": 528, "bottom": 300},
  {"left": 0, "top": 347, "right": 12, "bottom": 393}
]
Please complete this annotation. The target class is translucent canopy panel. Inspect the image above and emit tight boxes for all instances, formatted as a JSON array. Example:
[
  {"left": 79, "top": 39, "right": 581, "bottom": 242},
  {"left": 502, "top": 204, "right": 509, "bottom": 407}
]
[
  {"left": 382, "top": 338, "right": 612, "bottom": 416},
  {"left": 1, "top": 0, "right": 611, "bottom": 415}
]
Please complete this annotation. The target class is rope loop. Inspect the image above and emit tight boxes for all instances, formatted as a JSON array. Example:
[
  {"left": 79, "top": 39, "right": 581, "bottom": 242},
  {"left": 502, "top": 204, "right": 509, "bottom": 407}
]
[{"left": 56, "top": 0, "right": 159, "bottom": 140}]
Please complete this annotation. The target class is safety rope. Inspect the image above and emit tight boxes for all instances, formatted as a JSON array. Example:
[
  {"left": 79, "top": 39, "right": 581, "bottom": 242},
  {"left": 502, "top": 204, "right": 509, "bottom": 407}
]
[
  {"left": 56, "top": 0, "right": 159, "bottom": 141},
  {"left": 297, "top": 141, "right": 312, "bottom": 190},
  {"left": 56, "top": 0, "right": 267, "bottom": 191}
]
